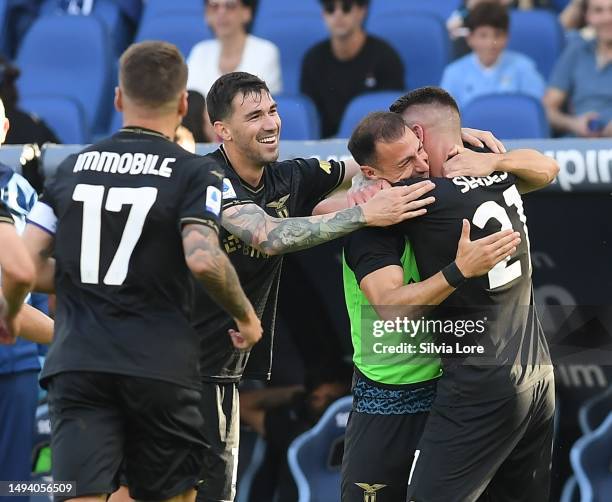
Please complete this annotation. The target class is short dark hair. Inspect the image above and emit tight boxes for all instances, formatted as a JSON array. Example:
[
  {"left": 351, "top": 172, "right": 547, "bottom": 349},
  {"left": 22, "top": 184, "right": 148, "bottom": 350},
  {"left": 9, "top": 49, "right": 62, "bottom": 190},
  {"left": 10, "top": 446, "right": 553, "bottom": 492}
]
[
  {"left": 348, "top": 111, "right": 407, "bottom": 166},
  {"left": 206, "top": 71, "right": 270, "bottom": 123},
  {"left": 465, "top": 2, "right": 509, "bottom": 32},
  {"left": 390, "top": 86, "right": 460, "bottom": 117},
  {"left": 119, "top": 41, "right": 187, "bottom": 109}
]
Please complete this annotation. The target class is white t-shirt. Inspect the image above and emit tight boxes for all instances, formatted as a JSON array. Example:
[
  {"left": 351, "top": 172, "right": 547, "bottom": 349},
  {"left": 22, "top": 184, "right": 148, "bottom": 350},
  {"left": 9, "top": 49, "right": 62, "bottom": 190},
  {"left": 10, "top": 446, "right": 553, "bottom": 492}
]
[{"left": 187, "top": 35, "right": 283, "bottom": 97}]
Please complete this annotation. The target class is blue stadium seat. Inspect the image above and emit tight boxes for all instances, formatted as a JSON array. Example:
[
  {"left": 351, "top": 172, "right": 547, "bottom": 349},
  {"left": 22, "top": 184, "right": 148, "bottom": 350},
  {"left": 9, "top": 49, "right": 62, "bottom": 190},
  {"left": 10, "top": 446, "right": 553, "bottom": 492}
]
[
  {"left": 135, "top": 12, "right": 212, "bottom": 59},
  {"left": 570, "top": 413, "right": 612, "bottom": 502},
  {"left": 236, "top": 433, "right": 266, "bottom": 502},
  {"left": 38, "top": 0, "right": 136, "bottom": 57},
  {"left": 275, "top": 94, "right": 320, "bottom": 140},
  {"left": 336, "top": 91, "right": 403, "bottom": 139},
  {"left": 579, "top": 386, "right": 612, "bottom": 435},
  {"left": 368, "top": 0, "right": 461, "bottom": 22},
  {"left": 252, "top": 0, "right": 321, "bottom": 33},
  {"left": 366, "top": 11, "right": 449, "bottom": 91},
  {"left": 140, "top": 0, "right": 202, "bottom": 24},
  {"left": 252, "top": 12, "right": 327, "bottom": 95},
  {"left": 288, "top": 395, "right": 352, "bottom": 502},
  {"left": 20, "top": 94, "right": 90, "bottom": 144},
  {"left": 16, "top": 15, "right": 111, "bottom": 134},
  {"left": 461, "top": 94, "right": 550, "bottom": 140},
  {"left": 508, "top": 9, "right": 565, "bottom": 80},
  {"left": 551, "top": 0, "right": 571, "bottom": 12},
  {"left": 109, "top": 108, "right": 122, "bottom": 135},
  {"left": 0, "top": 0, "right": 9, "bottom": 55}
]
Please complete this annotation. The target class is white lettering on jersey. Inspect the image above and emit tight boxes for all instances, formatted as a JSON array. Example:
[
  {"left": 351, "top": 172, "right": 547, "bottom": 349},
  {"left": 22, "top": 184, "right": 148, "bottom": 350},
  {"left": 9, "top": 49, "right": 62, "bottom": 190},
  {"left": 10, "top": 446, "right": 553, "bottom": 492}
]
[
  {"left": 206, "top": 186, "right": 222, "bottom": 216},
  {"left": 73, "top": 151, "right": 174, "bottom": 178},
  {"left": 452, "top": 172, "right": 509, "bottom": 193},
  {"left": 222, "top": 178, "right": 237, "bottom": 200}
]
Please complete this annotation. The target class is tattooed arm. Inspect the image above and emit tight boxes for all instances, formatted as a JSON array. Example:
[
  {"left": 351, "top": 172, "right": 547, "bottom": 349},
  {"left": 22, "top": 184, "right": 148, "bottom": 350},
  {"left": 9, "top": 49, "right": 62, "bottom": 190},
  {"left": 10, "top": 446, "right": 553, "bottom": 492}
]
[
  {"left": 182, "top": 223, "right": 261, "bottom": 348},
  {"left": 221, "top": 181, "right": 436, "bottom": 256}
]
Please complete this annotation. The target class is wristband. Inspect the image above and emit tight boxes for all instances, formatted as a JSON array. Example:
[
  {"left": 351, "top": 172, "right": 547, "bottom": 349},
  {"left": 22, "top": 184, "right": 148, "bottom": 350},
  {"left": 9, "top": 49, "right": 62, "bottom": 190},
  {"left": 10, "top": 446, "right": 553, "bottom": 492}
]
[{"left": 442, "top": 261, "right": 467, "bottom": 289}]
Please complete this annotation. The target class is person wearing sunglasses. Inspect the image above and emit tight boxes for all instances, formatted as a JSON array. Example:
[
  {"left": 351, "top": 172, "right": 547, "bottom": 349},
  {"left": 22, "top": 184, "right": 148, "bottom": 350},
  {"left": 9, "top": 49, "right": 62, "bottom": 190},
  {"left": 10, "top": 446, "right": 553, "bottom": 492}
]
[
  {"left": 300, "top": 0, "right": 405, "bottom": 138},
  {"left": 187, "top": 0, "right": 283, "bottom": 98}
]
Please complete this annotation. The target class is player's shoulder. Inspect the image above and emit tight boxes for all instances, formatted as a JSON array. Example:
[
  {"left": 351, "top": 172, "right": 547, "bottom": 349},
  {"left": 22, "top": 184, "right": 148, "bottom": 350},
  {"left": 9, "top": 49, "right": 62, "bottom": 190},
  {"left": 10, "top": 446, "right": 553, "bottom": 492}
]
[{"left": 345, "top": 225, "right": 404, "bottom": 253}]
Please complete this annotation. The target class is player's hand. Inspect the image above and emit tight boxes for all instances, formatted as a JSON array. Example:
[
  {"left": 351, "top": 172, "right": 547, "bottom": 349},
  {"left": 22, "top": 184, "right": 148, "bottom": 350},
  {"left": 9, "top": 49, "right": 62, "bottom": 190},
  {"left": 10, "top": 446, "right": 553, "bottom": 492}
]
[
  {"left": 460, "top": 127, "right": 506, "bottom": 154},
  {"left": 443, "top": 148, "right": 498, "bottom": 178},
  {"left": 361, "top": 182, "right": 435, "bottom": 226},
  {"left": 455, "top": 220, "right": 521, "bottom": 278},
  {"left": 347, "top": 179, "right": 389, "bottom": 206},
  {"left": 229, "top": 311, "right": 262, "bottom": 350}
]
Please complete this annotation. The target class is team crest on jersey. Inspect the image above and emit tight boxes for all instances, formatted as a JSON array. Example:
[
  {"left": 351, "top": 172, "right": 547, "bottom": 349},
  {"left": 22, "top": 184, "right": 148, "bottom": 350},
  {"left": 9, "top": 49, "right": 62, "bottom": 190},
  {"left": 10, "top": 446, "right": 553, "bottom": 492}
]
[
  {"left": 354, "top": 483, "right": 387, "bottom": 502},
  {"left": 222, "top": 178, "right": 237, "bottom": 200},
  {"left": 206, "top": 186, "right": 222, "bottom": 215},
  {"left": 266, "top": 194, "right": 290, "bottom": 218},
  {"left": 319, "top": 160, "right": 332, "bottom": 174}
]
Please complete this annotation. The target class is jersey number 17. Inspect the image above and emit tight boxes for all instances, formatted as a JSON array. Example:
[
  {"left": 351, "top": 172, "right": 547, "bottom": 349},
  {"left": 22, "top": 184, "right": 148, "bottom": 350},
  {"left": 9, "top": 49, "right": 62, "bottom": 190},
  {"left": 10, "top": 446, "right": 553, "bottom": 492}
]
[{"left": 72, "top": 184, "right": 158, "bottom": 286}]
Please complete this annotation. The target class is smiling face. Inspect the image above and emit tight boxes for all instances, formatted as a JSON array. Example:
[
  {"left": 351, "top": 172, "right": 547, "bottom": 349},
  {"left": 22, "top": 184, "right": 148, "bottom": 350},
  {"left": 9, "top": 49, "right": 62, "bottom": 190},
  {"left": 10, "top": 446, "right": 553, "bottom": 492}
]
[
  {"left": 223, "top": 90, "right": 281, "bottom": 165},
  {"left": 365, "top": 127, "right": 430, "bottom": 183}
]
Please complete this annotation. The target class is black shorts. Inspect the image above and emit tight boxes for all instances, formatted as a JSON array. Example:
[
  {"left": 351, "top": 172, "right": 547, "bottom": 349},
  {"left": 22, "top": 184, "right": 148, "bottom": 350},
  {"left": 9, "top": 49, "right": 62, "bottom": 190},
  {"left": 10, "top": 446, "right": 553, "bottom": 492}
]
[
  {"left": 47, "top": 371, "right": 206, "bottom": 501},
  {"left": 406, "top": 372, "right": 555, "bottom": 502},
  {"left": 196, "top": 382, "right": 240, "bottom": 502},
  {"left": 341, "top": 409, "right": 429, "bottom": 502}
]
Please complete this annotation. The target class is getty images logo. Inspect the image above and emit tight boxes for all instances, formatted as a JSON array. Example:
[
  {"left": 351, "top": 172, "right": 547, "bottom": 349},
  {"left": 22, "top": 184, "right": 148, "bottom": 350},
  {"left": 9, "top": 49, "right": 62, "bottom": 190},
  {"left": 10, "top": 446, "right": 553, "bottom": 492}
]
[{"left": 548, "top": 148, "right": 612, "bottom": 191}]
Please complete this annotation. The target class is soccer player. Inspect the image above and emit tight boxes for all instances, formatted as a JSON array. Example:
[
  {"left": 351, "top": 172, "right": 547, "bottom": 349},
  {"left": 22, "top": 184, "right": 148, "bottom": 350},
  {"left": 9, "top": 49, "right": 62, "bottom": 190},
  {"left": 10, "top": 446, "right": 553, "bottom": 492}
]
[
  {"left": 0, "top": 92, "right": 52, "bottom": 346},
  {"left": 191, "top": 71, "right": 440, "bottom": 502},
  {"left": 349, "top": 90, "right": 557, "bottom": 501},
  {"left": 17, "top": 41, "right": 262, "bottom": 502},
  {"left": 340, "top": 106, "right": 556, "bottom": 501}
]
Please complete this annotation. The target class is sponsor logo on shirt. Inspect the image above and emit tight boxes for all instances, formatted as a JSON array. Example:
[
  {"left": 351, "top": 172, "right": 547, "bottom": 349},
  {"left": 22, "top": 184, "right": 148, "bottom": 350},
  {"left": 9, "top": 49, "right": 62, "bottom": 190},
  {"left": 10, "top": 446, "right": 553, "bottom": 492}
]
[
  {"left": 222, "top": 178, "right": 237, "bottom": 200},
  {"left": 206, "top": 186, "right": 222, "bottom": 215}
]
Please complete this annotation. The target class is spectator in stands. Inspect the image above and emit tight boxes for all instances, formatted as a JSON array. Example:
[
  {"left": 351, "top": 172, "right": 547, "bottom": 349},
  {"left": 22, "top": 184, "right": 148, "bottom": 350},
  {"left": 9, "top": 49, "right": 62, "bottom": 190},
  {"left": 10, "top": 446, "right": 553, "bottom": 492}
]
[
  {"left": 543, "top": 0, "right": 612, "bottom": 137},
  {"left": 300, "top": 0, "right": 404, "bottom": 138},
  {"left": 240, "top": 362, "right": 351, "bottom": 501},
  {"left": 0, "top": 57, "right": 58, "bottom": 145},
  {"left": 441, "top": 2, "right": 546, "bottom": 109},
  {"left": 0, "top": 96, "right": 41, "bottom": 494},
  {"left": 187, "top": 0, "right": 282, "bottom": 97},
  {"left": 447, "top": 0, "right": 552, "bottom": 59}
]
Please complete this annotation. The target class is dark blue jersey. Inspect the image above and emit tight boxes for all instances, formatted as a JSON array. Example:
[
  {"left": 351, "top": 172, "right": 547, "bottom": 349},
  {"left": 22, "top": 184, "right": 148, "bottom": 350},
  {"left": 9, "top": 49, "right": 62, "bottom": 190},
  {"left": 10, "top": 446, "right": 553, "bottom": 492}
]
[
  {"left": 192, "top": 146, "right": 345, "bottom": 382},
  {"left": 29, "top": 127, "right": 223, "bottom": 390},
  {"left": 396, "top": 173, "right": 552, "bottom": 404}
]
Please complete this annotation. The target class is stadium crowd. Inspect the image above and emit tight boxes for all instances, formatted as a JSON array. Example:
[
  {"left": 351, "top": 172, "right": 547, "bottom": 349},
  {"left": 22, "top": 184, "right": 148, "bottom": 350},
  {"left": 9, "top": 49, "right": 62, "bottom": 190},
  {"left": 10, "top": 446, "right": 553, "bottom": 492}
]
[{"left": 0, "top": 1, "right": 610, "bottom": 502}]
